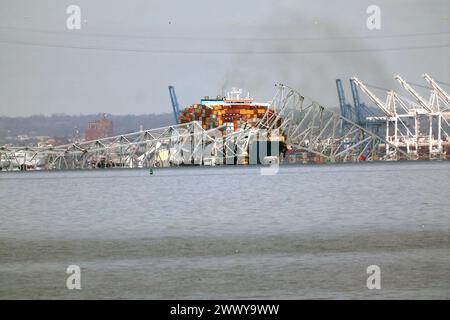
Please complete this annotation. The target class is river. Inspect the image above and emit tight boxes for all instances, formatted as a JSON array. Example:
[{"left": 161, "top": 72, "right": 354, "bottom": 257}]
[{"left": 0, "top": 162, "right": 449, "bottom": 299}]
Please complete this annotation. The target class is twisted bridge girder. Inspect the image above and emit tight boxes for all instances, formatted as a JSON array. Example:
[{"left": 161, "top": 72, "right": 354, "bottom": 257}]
[
  {"left": 258, "top": 85, "right": 411, "bottom": 162},
  {"left": 0, "top": 121, "right": 252, "bottom": 170}
]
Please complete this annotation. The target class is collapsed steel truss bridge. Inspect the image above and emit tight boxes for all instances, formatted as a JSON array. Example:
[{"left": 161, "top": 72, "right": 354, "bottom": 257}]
[{"left": 0, "top": 85, "right": 415, "bottom": 171}]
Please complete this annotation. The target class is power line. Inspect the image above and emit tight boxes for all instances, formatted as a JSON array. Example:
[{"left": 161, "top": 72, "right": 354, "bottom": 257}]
[
  {"left": 436, "top": 80, "right": 450, "bottom": 87},
  {"left": 0, "top": 25, "right": 450, "bottom": 42},
  {"left": 365, "top": 83, "right": 391, "bottom": 92},
  {"left": 408, "top": 80, "right": 450, "bottom": 89},
  {"left": 408, "top": 82, "right": 432, "bottom": 90},
  {"left": 0, "top": 38, "right": 449, "bottom": 54}
]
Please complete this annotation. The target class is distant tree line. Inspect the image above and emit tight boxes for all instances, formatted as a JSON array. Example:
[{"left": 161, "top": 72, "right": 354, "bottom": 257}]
[{"left": 0, "top": 113, "right": 174, "bottom": 139}]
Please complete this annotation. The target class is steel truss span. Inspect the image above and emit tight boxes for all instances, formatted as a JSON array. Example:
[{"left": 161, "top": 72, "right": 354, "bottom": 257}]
[
  {"left": 259, "top": 84, "right": 409, "bottom": 163},
  {"left": 0, "top": 121, "right": 252, "bottom": 170}
]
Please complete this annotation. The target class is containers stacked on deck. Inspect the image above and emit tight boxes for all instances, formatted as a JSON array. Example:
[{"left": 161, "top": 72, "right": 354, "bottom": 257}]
[{"left": 179, "top": 88, "right": 272, "bottom": 131}]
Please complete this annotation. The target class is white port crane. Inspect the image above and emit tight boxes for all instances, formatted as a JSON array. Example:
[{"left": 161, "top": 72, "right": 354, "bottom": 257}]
[
  {"left": 351, "top": 77, "right": 419, "bottom": 159},
  {"left": 394, "top": 75, "right": 434, "bottom": 113},
  {"left": 350, "top": 77, "right": 394, "bottom": 117},
  {"left": 394, "top": 75, "right": 449, "bottom": 157},
  {"left": 423, "top": 74, "right": 450, "bottom": 112}
]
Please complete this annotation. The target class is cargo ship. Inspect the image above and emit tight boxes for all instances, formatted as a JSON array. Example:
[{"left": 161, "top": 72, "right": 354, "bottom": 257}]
[
  {"left": 178, "top": 88, "right": 287, "bottom": 164},
  {"left": 179, "top": 88, "right": 276, "bottom": 132}
]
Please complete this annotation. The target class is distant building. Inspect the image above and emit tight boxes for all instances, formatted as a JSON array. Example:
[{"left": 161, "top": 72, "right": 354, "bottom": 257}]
[{"left": 85, "top": 115, "right": 113, "bottom": 141}]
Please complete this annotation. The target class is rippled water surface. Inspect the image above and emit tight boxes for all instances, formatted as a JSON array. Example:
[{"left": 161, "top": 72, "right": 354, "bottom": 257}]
[{"left": 0, "top": 162, "right": 449, "bottom": 299}]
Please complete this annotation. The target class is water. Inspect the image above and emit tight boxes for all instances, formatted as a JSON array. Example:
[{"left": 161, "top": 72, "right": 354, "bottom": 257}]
[{"left": 0, "top": 162, "right": 449, "bottom": 299}]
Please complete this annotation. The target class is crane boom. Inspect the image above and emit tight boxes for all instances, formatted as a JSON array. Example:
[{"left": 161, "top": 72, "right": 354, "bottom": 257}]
[
  {"left": 423, "top": 73, "right": 450, "bottom": 107},
  {"left": 336, "top": 79, "right": 347, "bottom": 107},
  {"left": 168, "top": 86, "right": 181, "bottom": 124},
  {"left": 335, "top": 79, "right": 353, "bottom": 121},
  {"left": 349, "top": 79, "right": 361, "bottom": 110},
  {"left": 351, "top": 77, "right": 393, "bottom": 116},
  {"left": 394, "top": 75, "right": 433, "bottom": 113},
  {"left": 350, "top": 79, "right": 364, "bottom": 124}
]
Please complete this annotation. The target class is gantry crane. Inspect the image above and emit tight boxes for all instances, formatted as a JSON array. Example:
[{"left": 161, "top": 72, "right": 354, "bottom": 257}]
[
  {"left": 168, "top": 86, "right": 181, "bottom": 124},
  {"left": 351, "top": 77, "right": 420, "bottom": 159},
  {"left": 349, "top": 79, "right": 384, "bottom": 135},
  {"left": 394, "top": 75, "right": 448, "bottom": 157},
  {"left": 335, "top": 79, "right": 356, "bottom": 134},
  {"left": 336, "top": 79, "right": 354, "bottom": 122},
  {"left": 423, "top": 74, "right": 450, "bottom": 112}
]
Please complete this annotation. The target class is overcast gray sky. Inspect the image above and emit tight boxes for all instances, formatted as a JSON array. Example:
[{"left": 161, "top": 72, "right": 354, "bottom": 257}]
[{"left": 0, "top": 0, "right": 449, "bottom": 116}]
